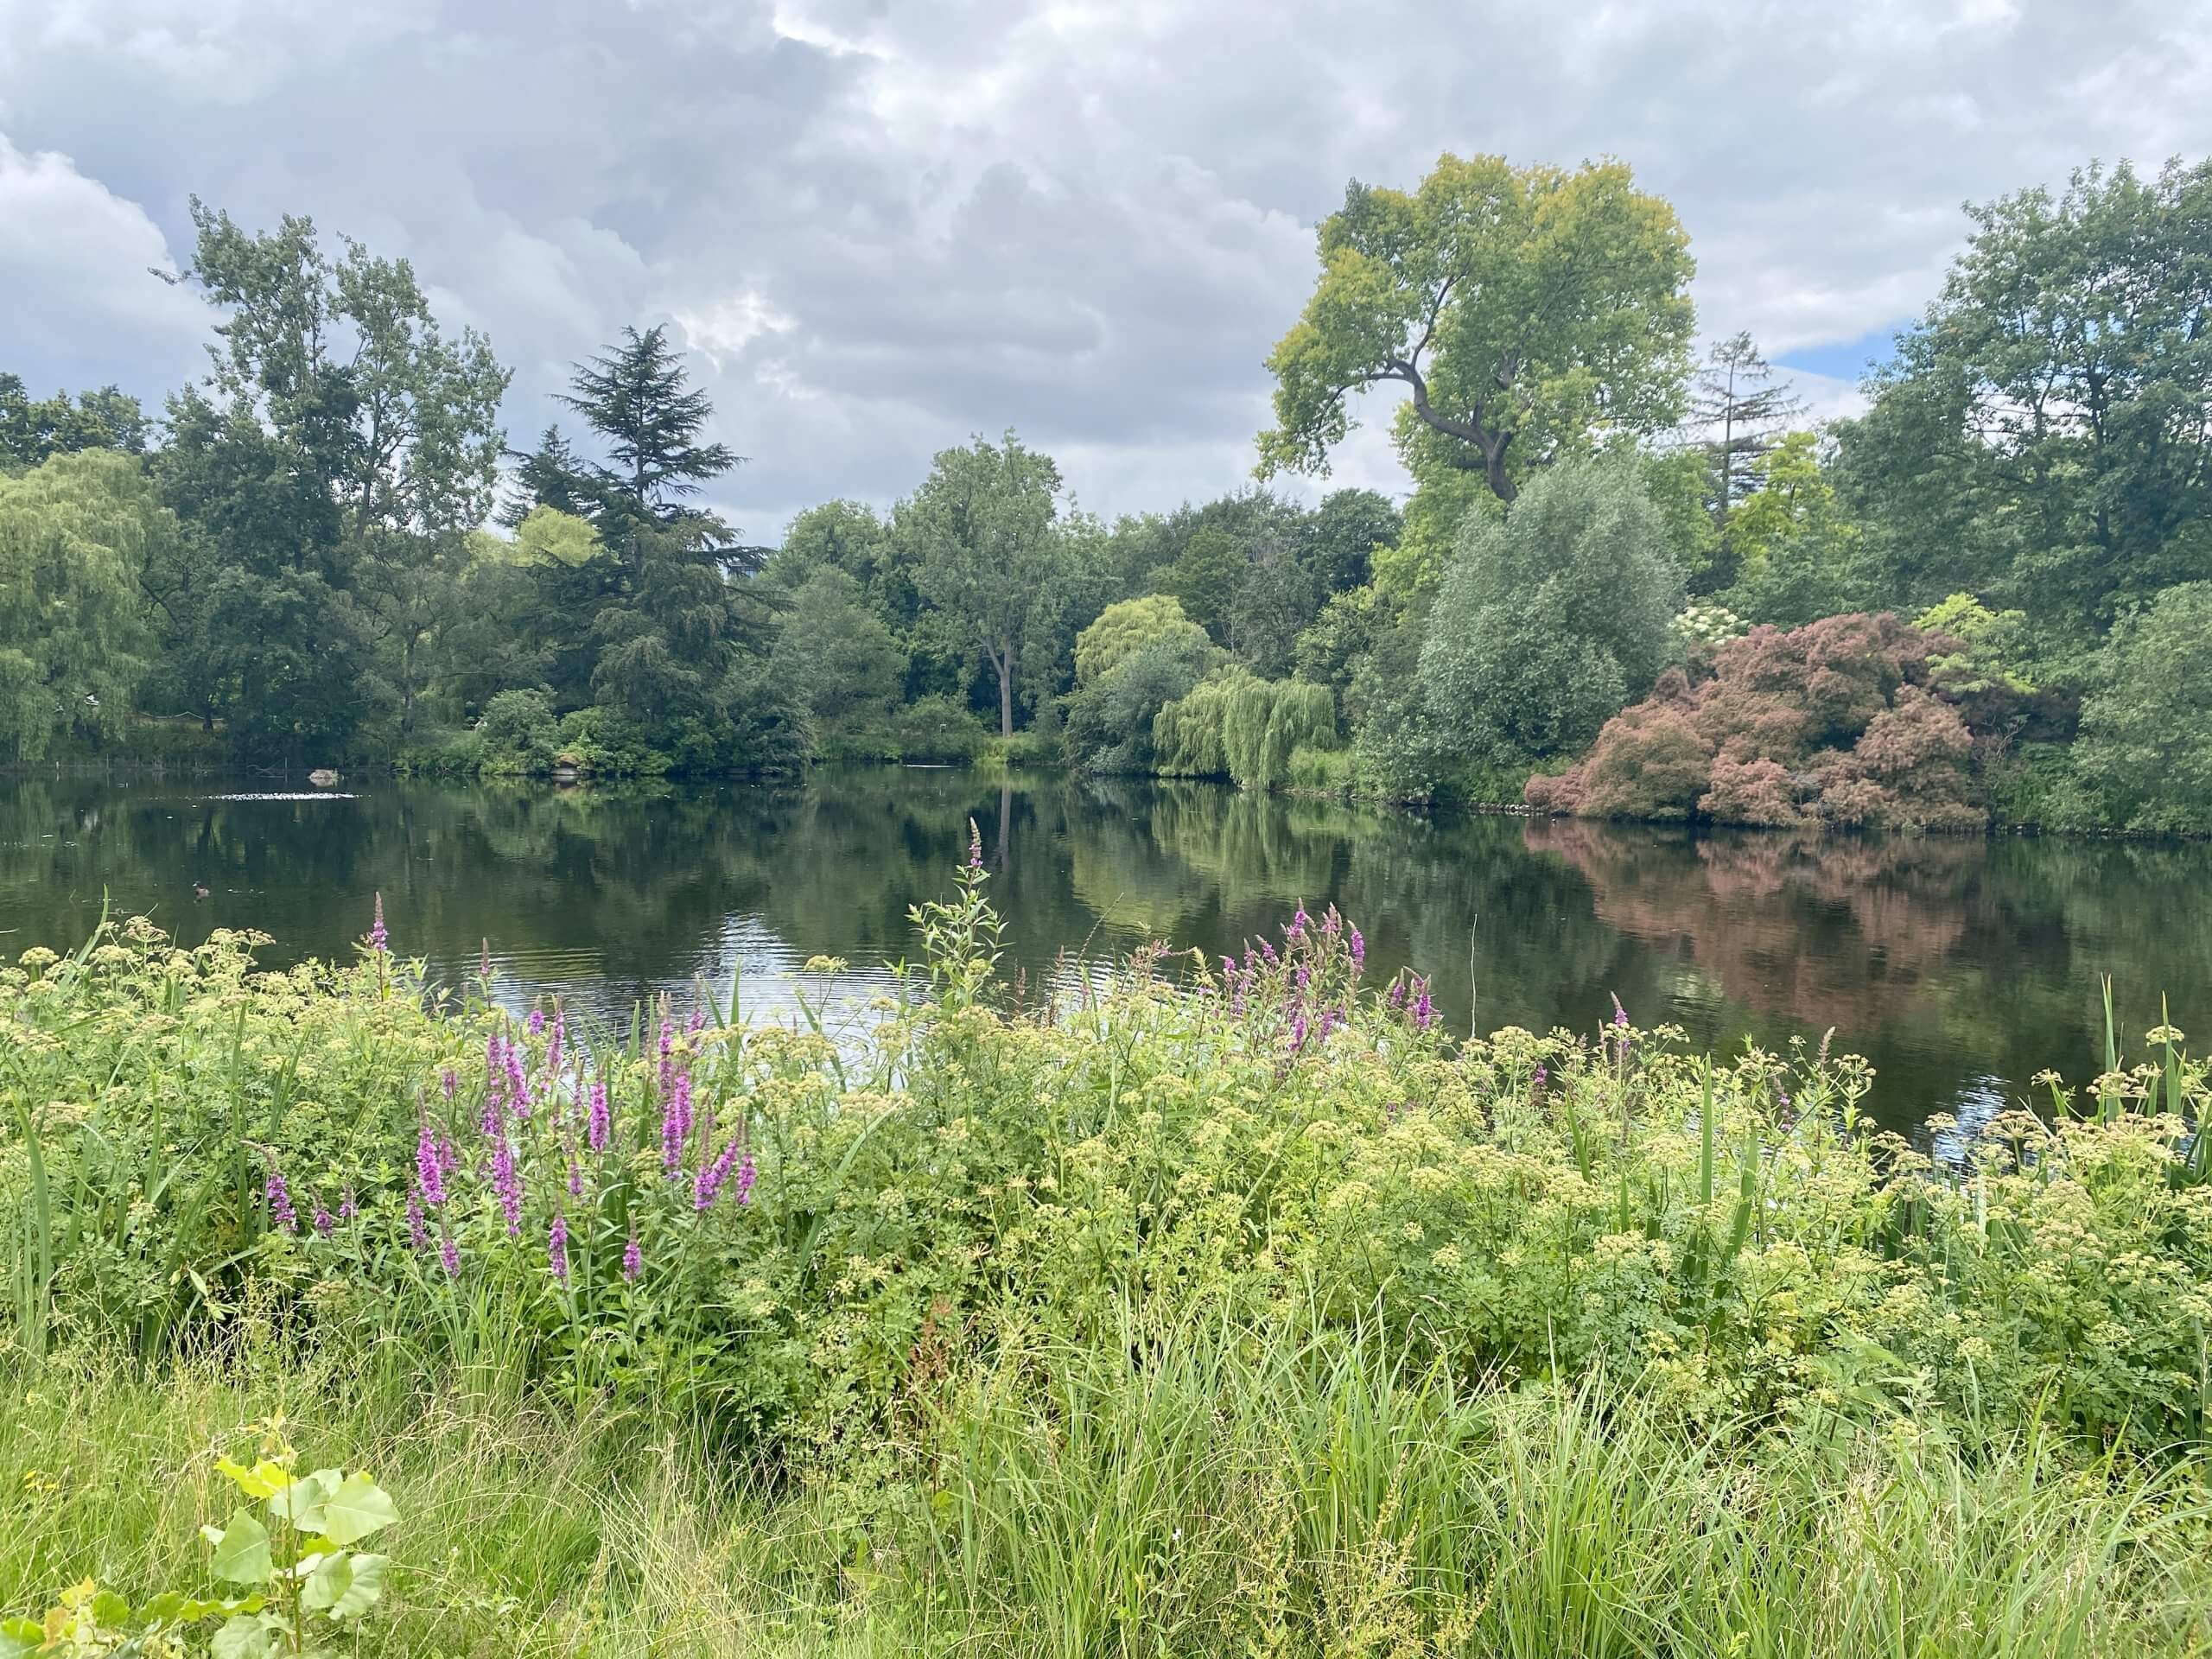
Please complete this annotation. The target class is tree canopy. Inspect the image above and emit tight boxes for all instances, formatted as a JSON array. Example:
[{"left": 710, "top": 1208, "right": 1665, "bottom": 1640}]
[{"left": 1258, "top": 154, "right": 1695, "bottom": 504}]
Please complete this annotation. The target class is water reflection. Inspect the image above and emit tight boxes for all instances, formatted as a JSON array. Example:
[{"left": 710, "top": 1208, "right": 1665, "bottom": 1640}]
[{"left": 3, "top": 771, "right": 2207, "bottom": 1130}]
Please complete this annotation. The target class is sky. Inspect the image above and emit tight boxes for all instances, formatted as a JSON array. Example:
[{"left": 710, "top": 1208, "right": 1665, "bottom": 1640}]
[{"left": 3, "top": 0, "right": 2208, "bottom": 540}]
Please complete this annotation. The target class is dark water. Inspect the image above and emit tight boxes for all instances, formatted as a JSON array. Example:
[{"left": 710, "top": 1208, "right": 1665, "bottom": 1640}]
[{"left": 5, "top": 769, "right": 2210, "bottom": 1130}]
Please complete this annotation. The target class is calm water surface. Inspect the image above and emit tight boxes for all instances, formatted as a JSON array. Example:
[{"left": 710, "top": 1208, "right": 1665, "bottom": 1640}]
[{"left": 5, "top": 769, "right": 2209, "bottom": 1131}]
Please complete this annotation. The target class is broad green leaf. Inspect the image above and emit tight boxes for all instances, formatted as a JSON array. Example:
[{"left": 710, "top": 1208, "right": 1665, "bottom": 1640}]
[
  {"left": 0, "top": 1617, "right": 42, "bottom": 1658},
  {"left": 320, "top": 1472, "right": 398, "bottom": 1547},
  {"left": 327, "top": 1553, "right": 385, "bottom": 1618},
  {"left": 300, "top": 1551, "right": 349, "bottom": 1611},
  {"left": 269, "top": 1467, "right": 340, "bottom": 1532},
  {"left": 212, "top": 1612, "right": 275, "bottom": 1659},
  {"left": 86, "top": 1589, "right": 130, "bottom": 1625},
  {"left": 208, "top": 1510, "right": 273, "bottom": 1584}
]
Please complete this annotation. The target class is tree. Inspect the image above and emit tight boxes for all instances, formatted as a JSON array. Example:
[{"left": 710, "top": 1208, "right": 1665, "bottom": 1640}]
[
  {"left": 0, "top": 375, "right": 149, "bottom": 467},
  {"left": 1687, "top": 333, "right": 1804, "bottom": 580},
  {"left": 901, "top": 432, "right": 1067, "bottom": 738},
  {"left": 0, "top": 451, "right": 163, "bottom": 761},
  {"left": 1258, "top": 154, "right": 1695, "bottom": 505},
  {"left": 556, "top": 325, "right": 741, "bottom": 553},
  {"left": 1851, "top": 158, "right": 2212, "bottom": 630},
  {"left": 2075, "top": 583, "right": 2212, "bottom": 833},
  {"left": 152, "top": 200, "right": 509, "bottom": 757},
  {"left": 1296, "top": 487, "right": 1402, "bottom": 597},
  {"left": 766, "top": 568, "right": 908, "bottom": 725},
  {"left": 1161, "top": 524, "right": 1247, "bottom": 645},
  {"left": 1063, "top": 629, "right": 1219, "bottom": 773},
  {"left": 498, "top": 425, "right": 593, "bottom": 526},
  {"left": 1074, "top": 594, "right": 1209, "bottom": 685},
  {"left": 1420, "top": 459, "right": 1682, "bottom": 767}
]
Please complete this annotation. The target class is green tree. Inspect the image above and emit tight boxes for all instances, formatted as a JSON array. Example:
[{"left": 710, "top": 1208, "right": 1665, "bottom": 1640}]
[
  {"left": 1296, "top": 487, "right": 1402, "bottom": 597},
  {"left": 1258, "top": 154, "right": 1695, "bottom": 505},
  {"left": 153, "top": 200, "right": 510, "bottom": 757},
  {"left": 901, "top": 432, "right": 1067, "bottom": 738},
  {"left": 1162, "top": 524, "right": 1248, "bottom": 645},
  {"left": 767, "top": 568, "right": 908, "bottom": 725},
  {"left": 1720, "top": 431, "right": 1871, "bottom": 626},
  {"left": 1850, "top": 158, "right": 2212, "bottom": 629},
  {"left": 1075, "top": 594, "right": 1209, "bottom": 686},
  {"left": 0, "top": 374, "right": 149, "bottom": 467},
  {"left": 1420, "top": 459, "right": 1682, "bottom": 767},
  {"left": 0, "top": 451, "right": 163, "bottom": 761},
  {"left": 2075, "top": 582, "right": 2212, "bottom": 833},
  {"left": 497, "top": 425, "right": 593, "bottom": 526}
]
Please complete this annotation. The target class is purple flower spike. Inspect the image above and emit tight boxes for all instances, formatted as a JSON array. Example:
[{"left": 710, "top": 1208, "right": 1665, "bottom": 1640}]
[
  {"left": 663, "top": 1071, "right": 695, "bottom": 1177},
  {"left": 549, "top": 1212, "right": 569, "bottom": 1283},
  {"left": 1413, "top": 979, "right": 1434, "bottom": 1032},
  {"left": 1388, "top": 978, "right": 1407, "bottom": 1012},
  {"left": 1289, "top": 1012, "right": 1309, "bottom": 1054},
  {"left": 367, "top": 893, "right": 387, "bottom": 955},
  {"left": 311, "top": 1204, "right": 334, "bottom": 1237},
  {"left": 568, "top": 1153, "right": 583, "bottom": 1198},
  {"left": 735, "top": 1153, "right": 756, "bottom": 1206},
  {"left": 588, "top": 1076, "right": 611, "bottom": 1154},
  {"left": 493, "top": 1132, "right": 523, "bottom": 1235},
  {"left": 967, "top": 820, "right": 983, "bottom": 868},
  {"left": 440, "top": 1232, "right": 461, "bottom": 1277},
  {"left": 1348, "top": 926, "right": 1364, "bottom": 970},
  {"left": 406, "top": 1192, "right": 429, "bottom": 1253},
  {"left": 338, "top": 1185, "right": 357, "bottom": 1222},
  {"left": 1287, "top": 907, "right": 1307, "bottom": 942},
  {"left": 264, "top": 1166, "right": 297, "bottom": 1234},
  {"left": 416, "top": 1118, "right": 447, "bottom": 1206},
  {"left": 1612, "top": 998, "right": 1629, "bottom": 1030},
  {"left": 527, "top": 1008, "right": 546, "bottom": 1037},
  {"left": 441, "top": 1067, "right": 457, "bottom": 1103},
  {"left": 622, "top": 1231, "right": 642, "bottom": 1281},
  {"left": 696, "top": 1135, "right": 744, "bottom": 1209}
]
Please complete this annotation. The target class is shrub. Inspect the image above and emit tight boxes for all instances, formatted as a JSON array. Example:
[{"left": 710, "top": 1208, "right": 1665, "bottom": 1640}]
[
  {"left": 1532, "top": 612, "right": 1993, "bottom": 830},
  {"left": 475, "top": 688, "right": 560, "bottom": 774}
]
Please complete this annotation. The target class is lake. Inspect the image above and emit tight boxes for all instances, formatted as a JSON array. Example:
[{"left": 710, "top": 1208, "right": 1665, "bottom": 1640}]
[{"left": 4, "top": 768, "right": 2209, "bottom": 1133}]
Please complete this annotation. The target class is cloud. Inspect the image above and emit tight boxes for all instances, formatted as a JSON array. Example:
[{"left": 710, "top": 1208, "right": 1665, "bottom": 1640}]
[{"left": 1, "top": 0, "right": 2206, "bottom": 534}]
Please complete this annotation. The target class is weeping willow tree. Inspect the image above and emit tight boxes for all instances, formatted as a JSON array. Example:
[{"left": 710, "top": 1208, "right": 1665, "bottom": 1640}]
[{"left": 1155, "top": 672, "right": 1338, "bottom": 791}]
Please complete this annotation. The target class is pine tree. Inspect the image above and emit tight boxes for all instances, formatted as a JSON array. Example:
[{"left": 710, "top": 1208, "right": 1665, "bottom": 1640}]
[
  {"left": 557, "top": 325, "right": 740, "bottom": 542},
  {"left": 1688, "top": 333, "right": 1805, "bottom": 587},
  {"left": 497, "top": 425, "right": 593, "bottom": 527}
]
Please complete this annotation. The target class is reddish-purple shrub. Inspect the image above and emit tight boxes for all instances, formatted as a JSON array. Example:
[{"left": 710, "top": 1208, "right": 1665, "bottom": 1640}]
[{"left": 1527, "top": 613, "right": 1990, "bottom": 830}]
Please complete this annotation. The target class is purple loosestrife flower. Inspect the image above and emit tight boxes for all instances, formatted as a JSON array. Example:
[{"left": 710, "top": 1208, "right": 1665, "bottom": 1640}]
[
  {"left": 406, "top": 1192, "right": 429, "bottom": 1252},
  {"left": 622, "top": 1230, "right": 642, "bottom": 1281},
  {"left": 1294, "top": 964, "right": 1310, "bottom": 994},
  {"left": 658, "top": 1015, "right": 675, "bottom": 1096},
  {"left": 492, "top": 1132, "right": 523, "bottom": 1236},
  {"left": 549, "top": 1213, "right": 569, "bottom": 1282},
  {"left": 687, "top": 1006, "right": 706, "bottom": 1036},
  {"left": 1287, "top": 907, "right": 1307, "bottom": 942},
  {"left": 1388, "top": 978, "right": 1407, "bottom": 1013},
  {"left": 526, "top": 1008, "right": 546, "bottom": 1037},
  {"left": 264, "top": 1166, "right": 297, "bottom": 1233},
  {"left": 1258, "top": 938, "right": 1277, "bottom": 964},
  {"left": 547, "top": 1013, "right": 565, "bottom": 1076},
  {"left": 479, "top": 938, "right": 493, "bottom": 981},
  {"left": 968, "top": 821, "right": 983, "bottom": 868},
  {"left": 568, "top": 1152, "right": 583, "bottom": 1198},
  {"left": 339, "top": 1185, "right": 357, "bottom": 1222},
  {"left": 1318, "top": 1007, "right": 1340, "bottom": 1043},
  {"left": 441, "top": 1067, "right": 457, "bottom": 1103},
  {"left": 1348, "top": 926, "right": 1364, "bottom": 971},
  {"left": 367, "top": 892, "right": 387, "bottom": 954},
  {"left": 1532, "top": 1065, "right": 1548, "bottom": 1093},
  {"left": 312, "top": 1203, "right": 334, "bottom": 1237},
  {"left": 505, "top": 1043, "right": 530, "bottom": 1121},
  {"left": 416, "top": 1118, "right": 447, "bottom": 1206},
  {"left": 696, "top": 1136, "right": 744, "bottom": 1209},
  {"left": 735, "top": 1152, "right": 756, "bottom": 1206},
  {"left": 588, "top": 1076, "right": 611, "bottom": 1154},
  {"left": 440, "top": 1231, "right": 461, "bottom": 1278},
  {"left": 1413, "top": 979, "right": 1434, "bottom": 1032},
  {"left": 1289, "top": 1012, "right": 1309, "bottom": 1054},
  {"left": 662, "top": 1071, "right": 692, "bottom": 1178}
]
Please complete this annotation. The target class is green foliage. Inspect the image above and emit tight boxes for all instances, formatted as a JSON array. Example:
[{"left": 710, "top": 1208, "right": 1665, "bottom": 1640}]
[
  {"left": 1847, "top": 158, "right": 2212, "bottom": 632},
  {"left": 1259, "top": 153, "right": 1694, "bottom": 504},
  {"left": 0, "top": 374, "right": 149, "bottom": 467},
  {"left": 1072, "top": 594, "right": 1204, "bottom": 686},
  {"left": 1420, "top": 458, "right": 1683, "bottom": 769},
  {"left": 0, "top": 452, "right": 163, "bottom": 764},
  {"left": 1160, "top": 525, "right": 1246, "bottom": 644},
  {"left": 2075, "top": 582, "right": 2212, "bottom": 834},
  {"left": 766, "top": 568, "right": 907, "bottom": 727},
  {"left": 900, "top": 432, "right": 1071, "bottom": 738},
  {"left": 1065, "top": 630, "right": 1218, "bottom": 774},
  {"left": 475, "top": 688, "right": 561, "bottom": 774},
  {"left": 1152, "top": 673, "right": 1338, "bottom": 791}
]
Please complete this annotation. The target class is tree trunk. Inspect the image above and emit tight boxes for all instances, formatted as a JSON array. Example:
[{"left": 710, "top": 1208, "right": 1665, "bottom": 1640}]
[{"left": 997, "top": 651, "right": 1014, "bottom": 738}]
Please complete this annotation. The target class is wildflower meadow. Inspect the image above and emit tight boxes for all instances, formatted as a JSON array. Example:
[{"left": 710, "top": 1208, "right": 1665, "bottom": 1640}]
[{"left": 2, "top": 845, "right": 2210, "bottom": 1655}]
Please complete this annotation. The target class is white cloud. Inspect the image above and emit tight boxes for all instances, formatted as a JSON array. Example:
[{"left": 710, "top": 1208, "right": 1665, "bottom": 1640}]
[{"left": 0, "top": 0, "right": 2206, "bottom": 535}]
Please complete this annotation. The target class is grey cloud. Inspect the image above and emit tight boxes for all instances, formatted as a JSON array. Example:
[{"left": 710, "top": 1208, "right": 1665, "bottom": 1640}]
[{"left": 3, "top": 0, "right": 2208, "bottom": 537}]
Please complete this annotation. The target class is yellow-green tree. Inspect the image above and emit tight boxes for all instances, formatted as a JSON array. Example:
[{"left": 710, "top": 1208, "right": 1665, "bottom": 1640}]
[
  {"left": 0, "top": 450, "right": 165, "bottom": 761},
  {"left": 1258, "top": 154, "right": 1694, "bottom": 506}
]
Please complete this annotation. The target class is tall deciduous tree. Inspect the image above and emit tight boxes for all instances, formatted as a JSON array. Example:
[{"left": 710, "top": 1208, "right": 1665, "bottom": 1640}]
[
  {"left": 901, "top": 432, "right": 1065, "bottom": 738},
  {"left": 1258, "top": 154, "right": 1696, "bottom": 505},
  {"left": 1848, "top": 157, "right": 2212, "bottom": 630},
  {"left": 0, "top": 375, "right": 149, "bottom": 467}
]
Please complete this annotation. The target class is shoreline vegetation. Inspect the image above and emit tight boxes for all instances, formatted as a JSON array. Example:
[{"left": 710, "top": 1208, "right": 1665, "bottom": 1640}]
[
  {"left": 9, "top": 155, "right": 2212, "bottom": 842},
  {"left": 3, "top": 862, "right": 2211, "bottom": 1650}
]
